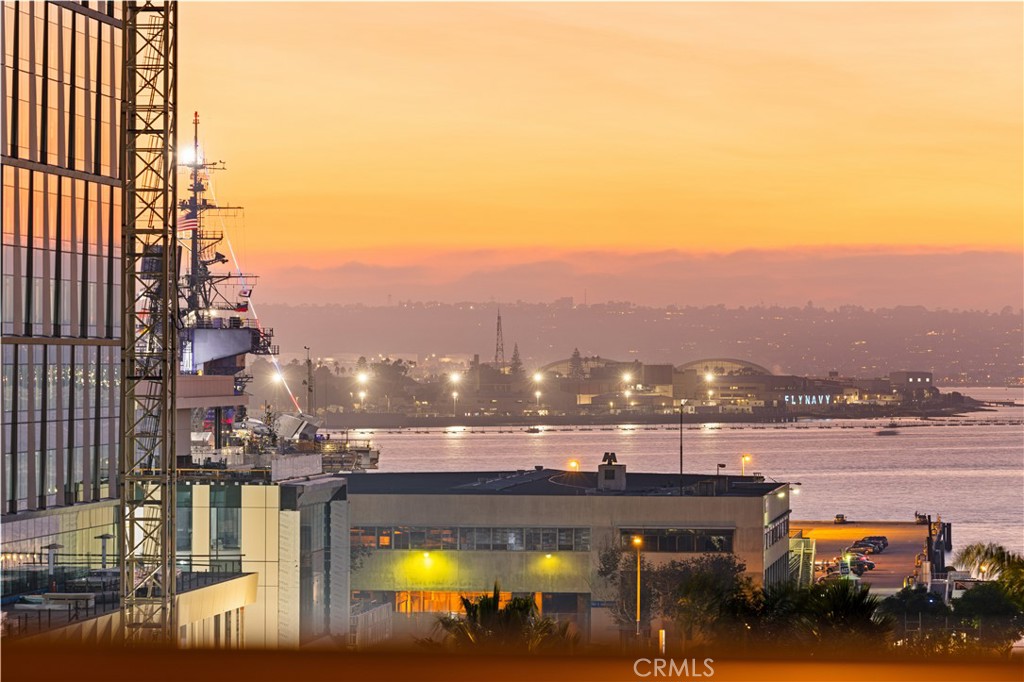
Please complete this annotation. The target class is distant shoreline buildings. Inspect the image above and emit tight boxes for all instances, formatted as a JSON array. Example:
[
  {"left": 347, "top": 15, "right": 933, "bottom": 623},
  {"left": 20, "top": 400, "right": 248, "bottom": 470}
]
[{"left": 252, "top": 352, "right": 964, "bottom": 427}]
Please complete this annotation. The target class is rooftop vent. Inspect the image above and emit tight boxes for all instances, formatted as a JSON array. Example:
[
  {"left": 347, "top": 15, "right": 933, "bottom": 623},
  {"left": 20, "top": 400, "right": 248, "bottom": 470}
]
[{"left": 598, "top": 452, "right": 626, "bottom": 492}]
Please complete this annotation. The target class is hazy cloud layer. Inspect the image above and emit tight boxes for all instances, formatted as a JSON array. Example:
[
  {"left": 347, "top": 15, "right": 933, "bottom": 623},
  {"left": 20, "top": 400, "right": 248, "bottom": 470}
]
[{"left": 255, "top": 249, "right": 1022, "bottom": 311}]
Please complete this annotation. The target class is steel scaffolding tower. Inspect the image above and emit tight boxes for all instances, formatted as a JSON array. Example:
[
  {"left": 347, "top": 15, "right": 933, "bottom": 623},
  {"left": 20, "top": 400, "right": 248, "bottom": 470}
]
[{"left": 120, "top": 0, "right": 178, "bottom": 645}]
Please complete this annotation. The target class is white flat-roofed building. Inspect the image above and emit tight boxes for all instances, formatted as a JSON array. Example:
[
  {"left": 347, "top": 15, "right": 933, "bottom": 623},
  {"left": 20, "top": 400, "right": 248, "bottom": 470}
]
[{"left": 344, "top": 457, "right": 791, "bottom": 644}]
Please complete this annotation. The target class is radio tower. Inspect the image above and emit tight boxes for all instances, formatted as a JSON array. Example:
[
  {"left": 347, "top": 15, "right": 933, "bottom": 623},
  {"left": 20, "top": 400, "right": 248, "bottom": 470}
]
[{"left": 494, "top": 308, "right": 506, "bottom": 372}]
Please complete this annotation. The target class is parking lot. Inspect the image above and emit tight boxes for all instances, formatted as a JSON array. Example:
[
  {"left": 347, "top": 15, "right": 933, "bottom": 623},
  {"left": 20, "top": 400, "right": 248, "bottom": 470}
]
[{"left": 793, "top": 520, "right": 930, "bottom": 594}]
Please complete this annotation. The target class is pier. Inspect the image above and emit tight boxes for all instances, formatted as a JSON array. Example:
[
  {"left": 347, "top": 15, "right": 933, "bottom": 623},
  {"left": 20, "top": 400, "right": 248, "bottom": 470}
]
[{"left": 794, "top": 520, "right": 946, "bottom": 594}]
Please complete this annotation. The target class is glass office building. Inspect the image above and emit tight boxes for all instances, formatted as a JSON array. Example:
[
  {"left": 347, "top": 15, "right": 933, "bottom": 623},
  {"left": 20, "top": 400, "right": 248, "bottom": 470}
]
[{"left": 2, "top": 2, "right": 122, "bottom": 554}]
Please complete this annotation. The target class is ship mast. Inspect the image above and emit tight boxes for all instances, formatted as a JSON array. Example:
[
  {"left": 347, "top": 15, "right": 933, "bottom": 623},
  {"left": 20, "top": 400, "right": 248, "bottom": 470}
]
[
  {"left": 189, "top": 111, "right": 200, "bottom": 310},
  {"left": 178, "top": 111, "right": 240, "bottom": 314}
]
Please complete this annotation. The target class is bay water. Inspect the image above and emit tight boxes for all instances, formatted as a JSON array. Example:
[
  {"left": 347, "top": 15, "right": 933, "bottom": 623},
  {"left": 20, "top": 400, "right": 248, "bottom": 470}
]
[{"left": 336, "top": 388, "right": 1024, "bottom": 554}]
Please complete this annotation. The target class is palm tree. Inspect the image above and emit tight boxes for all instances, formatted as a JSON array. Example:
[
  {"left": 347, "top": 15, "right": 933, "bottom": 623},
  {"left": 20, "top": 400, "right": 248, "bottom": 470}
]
[
  {"left": 422, "top": 583, "right": 579, "bottom": 653},
  {"left": 804, "top": 579, "right": 893, "bottom": 654},
  {"left": 954, "top": 543, "right": 1024, "bottom": 605},
  {"left": 955, "top": 543, "right": 1023, "bottom": 579},
  {"left": 746, "top": 581, "right": 816, "bottom": 647}
]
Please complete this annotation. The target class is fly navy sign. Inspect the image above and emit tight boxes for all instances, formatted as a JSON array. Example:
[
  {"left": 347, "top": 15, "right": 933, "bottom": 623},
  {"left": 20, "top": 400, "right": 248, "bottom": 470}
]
[{"left": 783, "top": 394, "right": 834, "bottom": 406}]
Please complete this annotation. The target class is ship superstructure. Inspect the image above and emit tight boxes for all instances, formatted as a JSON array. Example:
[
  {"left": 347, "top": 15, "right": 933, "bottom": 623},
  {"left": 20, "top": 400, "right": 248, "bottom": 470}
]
[
  {"left": 175, "top": 113, "right": 278, "bottom": 454},
  {"left": 173, "top": 113, "right": 379, "bottom": 472}
]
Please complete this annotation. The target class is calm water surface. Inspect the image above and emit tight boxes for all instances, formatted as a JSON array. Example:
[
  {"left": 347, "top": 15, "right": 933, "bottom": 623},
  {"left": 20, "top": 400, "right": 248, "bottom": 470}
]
[{"left": 335, "top": 388, "right": 1024, "bottom": 554}]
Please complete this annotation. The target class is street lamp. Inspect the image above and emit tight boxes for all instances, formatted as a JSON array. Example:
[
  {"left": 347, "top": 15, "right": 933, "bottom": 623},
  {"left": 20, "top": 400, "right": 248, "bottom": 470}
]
[
  {"left": 741, "top": 453, "right": 752, "bottom": 476},
  {"left": 44, "top": 543, "right": 64, "bottom": 577},
  {"left": 632, "top": 535, "right": 643, "bottom": 638},
  {"left": 358, "top": 390, "right": 367, "bottom": 410},
  {"left": 534, "top": 390, "right": 542, "bottom": 408},
  {"left": 447, "top": 372, "right": 463, "bottom": 416},
  {"left": 272, "top": 370, "right": 285, "bottom": 411},
  {"left": 357, "top": 371, "right": 369, "bottom": 410},
  {"left": 95, "top": 533, "right": 114, "bottom": 569},
  {"left": 303, "top": 346, "right": 314, "bottom": 414}
]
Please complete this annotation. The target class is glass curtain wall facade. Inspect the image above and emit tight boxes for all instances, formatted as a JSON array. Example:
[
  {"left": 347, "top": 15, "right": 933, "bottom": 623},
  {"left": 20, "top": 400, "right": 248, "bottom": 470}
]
[{"left": 2, "top": 1, "right": 122, "bottom": 514}]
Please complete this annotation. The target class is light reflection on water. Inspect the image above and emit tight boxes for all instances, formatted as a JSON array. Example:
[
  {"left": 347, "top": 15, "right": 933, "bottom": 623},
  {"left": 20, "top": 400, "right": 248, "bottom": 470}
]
[{"left": 338, "top": 391, "right": 1023, "bottom": 554}]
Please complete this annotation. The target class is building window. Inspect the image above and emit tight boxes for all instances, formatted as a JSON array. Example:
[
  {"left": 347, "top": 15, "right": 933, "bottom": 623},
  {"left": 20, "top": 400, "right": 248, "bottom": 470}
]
[
  {"left": 619, "top": 528, "right": 734, "bottom": 553},
  {"left": 209, "top": 485, "right": 241, "bottom": 552},
  {"left": 353, "top": 526, "right": 592, "bottom": 552},
  {"left": 211, "top": 507, "right": 240, "bottom": 551}
]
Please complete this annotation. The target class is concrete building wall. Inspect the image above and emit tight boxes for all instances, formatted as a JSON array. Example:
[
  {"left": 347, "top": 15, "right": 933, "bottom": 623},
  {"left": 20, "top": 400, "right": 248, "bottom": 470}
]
[
  {"left": 329, "top": 498, "right": 351, "bottom": 639},
  {"left": 348, "top": 487, "right": 788, "bottom": 644},
  {"left": 19, "top": 573, "right": 258, "bottom": 648},
  {"left": 239, "top": 484, "right": 282, "bottom": 648},
  {"left": 277, "top": 509, "right": 300, "bottom": 647},
  {"left": 350, "top": 491, "right": 782, "bottom": 591},
  {"left": 183, "top": 483, "right": 288, "bottom": 648},
  {"left": 350, "top": 493, "right": 770, "bottom": 578}
]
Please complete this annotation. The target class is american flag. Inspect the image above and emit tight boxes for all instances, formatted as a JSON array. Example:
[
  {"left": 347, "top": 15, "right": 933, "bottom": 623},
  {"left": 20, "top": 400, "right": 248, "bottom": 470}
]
[{"left": 178, "top": 216, "right": 198, "bottom": 231}]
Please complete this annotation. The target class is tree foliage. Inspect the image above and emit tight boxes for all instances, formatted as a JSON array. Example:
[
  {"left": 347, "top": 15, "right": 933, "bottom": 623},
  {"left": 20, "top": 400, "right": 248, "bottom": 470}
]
[
  {"left": 955, "top": 543, "right": 1024, "bottom": 606},
  {"left": 953, "top": 582, "right": 1024, "bottom": 653},
  {"left": 418, "top": 583, "right": 579, "bottom": 654},
  {"left": 509, "top": 343, "right": 524, "bottom": 379}
]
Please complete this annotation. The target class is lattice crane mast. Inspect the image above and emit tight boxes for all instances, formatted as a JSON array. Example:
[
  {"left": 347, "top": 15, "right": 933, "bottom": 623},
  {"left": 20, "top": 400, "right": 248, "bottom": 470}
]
[{"left": 119, "top": 0, "right": 178, "bottom": 645}]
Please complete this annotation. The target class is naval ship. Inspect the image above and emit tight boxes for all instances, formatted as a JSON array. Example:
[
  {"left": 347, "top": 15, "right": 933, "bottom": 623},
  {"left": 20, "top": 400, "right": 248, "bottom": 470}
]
[{"left": 176, "top": 113, "right": 378, "bottom": 473}]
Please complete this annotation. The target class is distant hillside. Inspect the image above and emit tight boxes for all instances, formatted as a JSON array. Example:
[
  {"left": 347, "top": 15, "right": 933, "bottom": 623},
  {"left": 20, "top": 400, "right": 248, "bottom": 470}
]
[{"left": 256, "top": 302, "right": 1023, "bottom": 385}]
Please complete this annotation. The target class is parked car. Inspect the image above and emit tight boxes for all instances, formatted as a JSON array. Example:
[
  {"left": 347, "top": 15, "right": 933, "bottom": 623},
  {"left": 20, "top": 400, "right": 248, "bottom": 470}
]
[
  {"left": 853, "top": 540, "right": 884, "bottom": 553},
  {"left": 851, "top": 558, "right": 876, "bottom": 570},
  {"left": 834, "top": 552, "right": 867, "bottom": 564},
  {"left": 834, "top": 514, "right": 849, "bottom": 524},
  {"left": 863, "top": 535, "right": 889, "bottom": 549},
  {"left": 849, "top": 542, "right": 879, "bottom": 554}
]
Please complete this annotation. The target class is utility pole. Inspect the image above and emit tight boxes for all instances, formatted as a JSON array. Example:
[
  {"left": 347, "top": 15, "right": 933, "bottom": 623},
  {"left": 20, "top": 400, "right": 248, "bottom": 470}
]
[
  {"left": 679, "top": 399, "right": 684, "bottom": 495},
  {"left": 304, "top": 346, "right": 314, "bottom": 414},
  {"left": 120, "top": 0, "right": 178, "bottom": 645}
]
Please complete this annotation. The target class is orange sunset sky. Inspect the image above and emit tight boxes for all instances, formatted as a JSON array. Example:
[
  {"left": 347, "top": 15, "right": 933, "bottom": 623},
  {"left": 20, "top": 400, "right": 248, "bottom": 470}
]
[{"left": 179, "top": 2, "right": 1022, "bottom": 305}]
